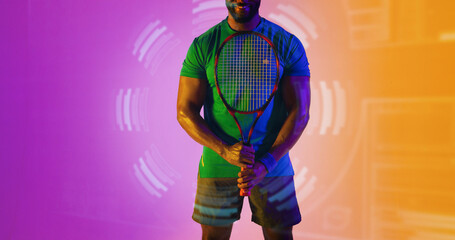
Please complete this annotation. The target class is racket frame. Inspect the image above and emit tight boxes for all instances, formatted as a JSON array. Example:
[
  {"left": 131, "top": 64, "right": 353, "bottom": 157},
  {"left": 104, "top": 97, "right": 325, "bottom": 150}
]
[{"left": 214, "top": 31, "right": 280, "bottom": 145}]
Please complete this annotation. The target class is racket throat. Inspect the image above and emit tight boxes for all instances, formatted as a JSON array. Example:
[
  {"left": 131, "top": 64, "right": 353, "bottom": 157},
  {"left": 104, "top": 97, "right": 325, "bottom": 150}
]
[
  {"left": 246, "top": 111, "right": 263, "bottom": 145},
  {"left": 229, "top": 111, "right": 246, "bottom": 143}
]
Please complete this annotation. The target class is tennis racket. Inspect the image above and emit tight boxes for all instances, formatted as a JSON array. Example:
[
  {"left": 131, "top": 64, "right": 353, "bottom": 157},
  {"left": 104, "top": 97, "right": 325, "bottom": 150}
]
[{"left": 214, "top": 31, "right": 280, "bottom": 196}]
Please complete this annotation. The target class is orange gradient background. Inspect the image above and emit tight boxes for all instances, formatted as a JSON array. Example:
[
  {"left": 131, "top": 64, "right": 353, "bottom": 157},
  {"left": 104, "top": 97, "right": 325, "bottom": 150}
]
[
  {"left": 1, "top": 0, "right": 454, "bottom": 239},
  {"left": 274, "top": 0, "right": 455, "bottom": 239}
]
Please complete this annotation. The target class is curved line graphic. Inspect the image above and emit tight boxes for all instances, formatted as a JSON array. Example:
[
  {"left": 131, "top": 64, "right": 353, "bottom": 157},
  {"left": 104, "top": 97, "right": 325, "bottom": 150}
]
[
  {"left": 115, "top": 89, "right": 124, "bottom": 131},
  {"left": 294, "top": 166, "right": 308, "bottom": 190},
  {"left": 268, "top": 13, "right": 309, "bottom": 48},
  {"left": 139, "top": 157, "right": 168, "bottom": 191},
  {"left": 319, "top": 81, "right": 333, "bottom": 135},
  {"left": 305, "top": 87, "right": 320, "bottom": 135},
  {"left": 139, "top": 26, "right": 167, "bottom": 62},
  {"left": 150, "top": 144, "right": 181, "bottom": 179},
  {"left": 147, "top": 37, "right": 181, "bottom": 76},
  {"left": 298, "top": 175, "right": 317, "bottom": 201},
  {"left": 144, "top": 32, "right": 173, "bottom": 69},
  {"left": 138, "top": 88, "right": 150, "bottom": 132},
  {"left": 131, "top": 88, "right": 140, "bottom": 131},
  {"left": 123, "top": 88, "right": 132, "bottom": 131},
  {"left": 144, "top": 149, "right": 174, "bottom": 185},
  {"left": 276, "top": 4, "right": 318, "bottom": 39},
  {"left": 293, "top": 159, "right": 317, "bottom": 202},
  {"left": 301, "top": 105, "right": 366, "bottom": 216},
  {"left": 333, "top": 80, "right": 346, "bottom": 135},
  {"left": 192, "top": 10, "right": 226, "bottom": 25},
  {"left": 192, "top": 0, "right": 225, "bottom": 14},
  {"left": 133, "top": 20, "right": 160, "bottom": 55},
  {"left": 133, "top": 163, "right": 161, "bottom": 197}
]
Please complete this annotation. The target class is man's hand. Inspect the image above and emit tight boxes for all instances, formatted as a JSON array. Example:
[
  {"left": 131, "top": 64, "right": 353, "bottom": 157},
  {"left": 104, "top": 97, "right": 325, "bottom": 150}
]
[
  {"left": 221, "top": 142, "right": 255, "bottom": 168},
  {"left": 237, "top": 161, "right": 268, "bottom": 193}
]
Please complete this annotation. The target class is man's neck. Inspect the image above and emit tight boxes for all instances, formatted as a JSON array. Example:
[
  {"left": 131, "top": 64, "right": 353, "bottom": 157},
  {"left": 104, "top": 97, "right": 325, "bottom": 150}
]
[{"left": 227, "top": 14, "right": 261, "bottom": 31}]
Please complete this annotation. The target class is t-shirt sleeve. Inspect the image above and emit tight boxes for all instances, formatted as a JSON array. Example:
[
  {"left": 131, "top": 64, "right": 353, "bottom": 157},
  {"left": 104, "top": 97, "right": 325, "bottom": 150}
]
[
  {"left": 180, "top": 38, "right": 207, "bottom": 79},
  {"left": 283, "top": 35, "right": 310, "bottom": 77}
]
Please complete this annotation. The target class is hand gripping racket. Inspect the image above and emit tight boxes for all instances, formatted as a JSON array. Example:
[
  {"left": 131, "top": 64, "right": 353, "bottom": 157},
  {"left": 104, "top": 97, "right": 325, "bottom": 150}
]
[{"left": 214, "top": 31, "right": 280, "bottom": 196}]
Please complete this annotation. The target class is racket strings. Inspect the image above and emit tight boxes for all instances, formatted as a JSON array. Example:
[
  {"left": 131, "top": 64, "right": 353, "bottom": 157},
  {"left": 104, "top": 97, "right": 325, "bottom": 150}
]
[{"left": 218, "top": 34, "right": 277, "bottom": 112}]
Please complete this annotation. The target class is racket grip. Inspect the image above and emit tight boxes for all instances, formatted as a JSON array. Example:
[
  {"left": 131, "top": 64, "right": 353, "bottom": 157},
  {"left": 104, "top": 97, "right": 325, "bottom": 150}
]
[{"left": 239, "top": 167, "right": 251, "bottom": 196}]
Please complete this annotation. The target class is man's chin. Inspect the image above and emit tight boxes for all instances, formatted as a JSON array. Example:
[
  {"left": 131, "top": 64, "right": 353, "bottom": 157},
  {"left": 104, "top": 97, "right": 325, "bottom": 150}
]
[
  {"left": 233, "top": 17, "right": 252, "bottom": 23},
  {"left": 231, "top": 13, "right": 256, "bottom": 23}
]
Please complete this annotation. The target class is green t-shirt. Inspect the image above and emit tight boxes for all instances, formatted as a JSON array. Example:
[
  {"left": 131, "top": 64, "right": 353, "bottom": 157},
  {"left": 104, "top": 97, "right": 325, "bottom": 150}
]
[{"left": 180, "top": 17, "right": 310, "bottom": 178}]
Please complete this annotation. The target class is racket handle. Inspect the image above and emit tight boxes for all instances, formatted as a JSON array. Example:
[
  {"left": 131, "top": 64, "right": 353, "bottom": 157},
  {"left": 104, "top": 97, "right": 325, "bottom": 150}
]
[{"left": 239, "top": 167, "right": 251, "bottom": 196}]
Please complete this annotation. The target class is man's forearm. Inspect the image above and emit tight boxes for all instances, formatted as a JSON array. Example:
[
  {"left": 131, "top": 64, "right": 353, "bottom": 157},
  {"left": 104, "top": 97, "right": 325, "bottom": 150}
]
[
  {"left": 268, "top": 108, "right": 309, "bottom": 162},
  {"left": 177, "top": 109, "right": 227, "bottom": 157},
  {"left": 263, "top": 76, "right": 311, "bottom": 172}
]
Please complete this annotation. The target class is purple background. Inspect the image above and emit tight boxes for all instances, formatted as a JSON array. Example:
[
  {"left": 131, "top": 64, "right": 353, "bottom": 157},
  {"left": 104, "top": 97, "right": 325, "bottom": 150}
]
[{"left": 2, "top": 0, "right": 455, "bottom": 240}]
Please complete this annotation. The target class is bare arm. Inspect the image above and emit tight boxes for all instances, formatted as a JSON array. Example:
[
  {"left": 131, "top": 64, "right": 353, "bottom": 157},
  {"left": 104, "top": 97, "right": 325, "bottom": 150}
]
[
  {"left": 176, "top": 76, "right": 254, "bottom": 168},
  {"left": 268, "top": 75, "right": 311, "bottom": 163}
]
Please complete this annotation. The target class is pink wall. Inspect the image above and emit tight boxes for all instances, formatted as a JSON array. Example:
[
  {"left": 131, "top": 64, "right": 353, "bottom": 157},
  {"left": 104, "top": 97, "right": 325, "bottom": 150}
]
[{"left": 1, "top": 0, "right": 455, "bottom": 239}]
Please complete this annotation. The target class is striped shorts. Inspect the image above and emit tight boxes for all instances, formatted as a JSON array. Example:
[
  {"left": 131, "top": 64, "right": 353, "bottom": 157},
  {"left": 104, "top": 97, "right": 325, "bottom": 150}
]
[{"left": 192, "top": 173, "right": 301, "bottom": 228}]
